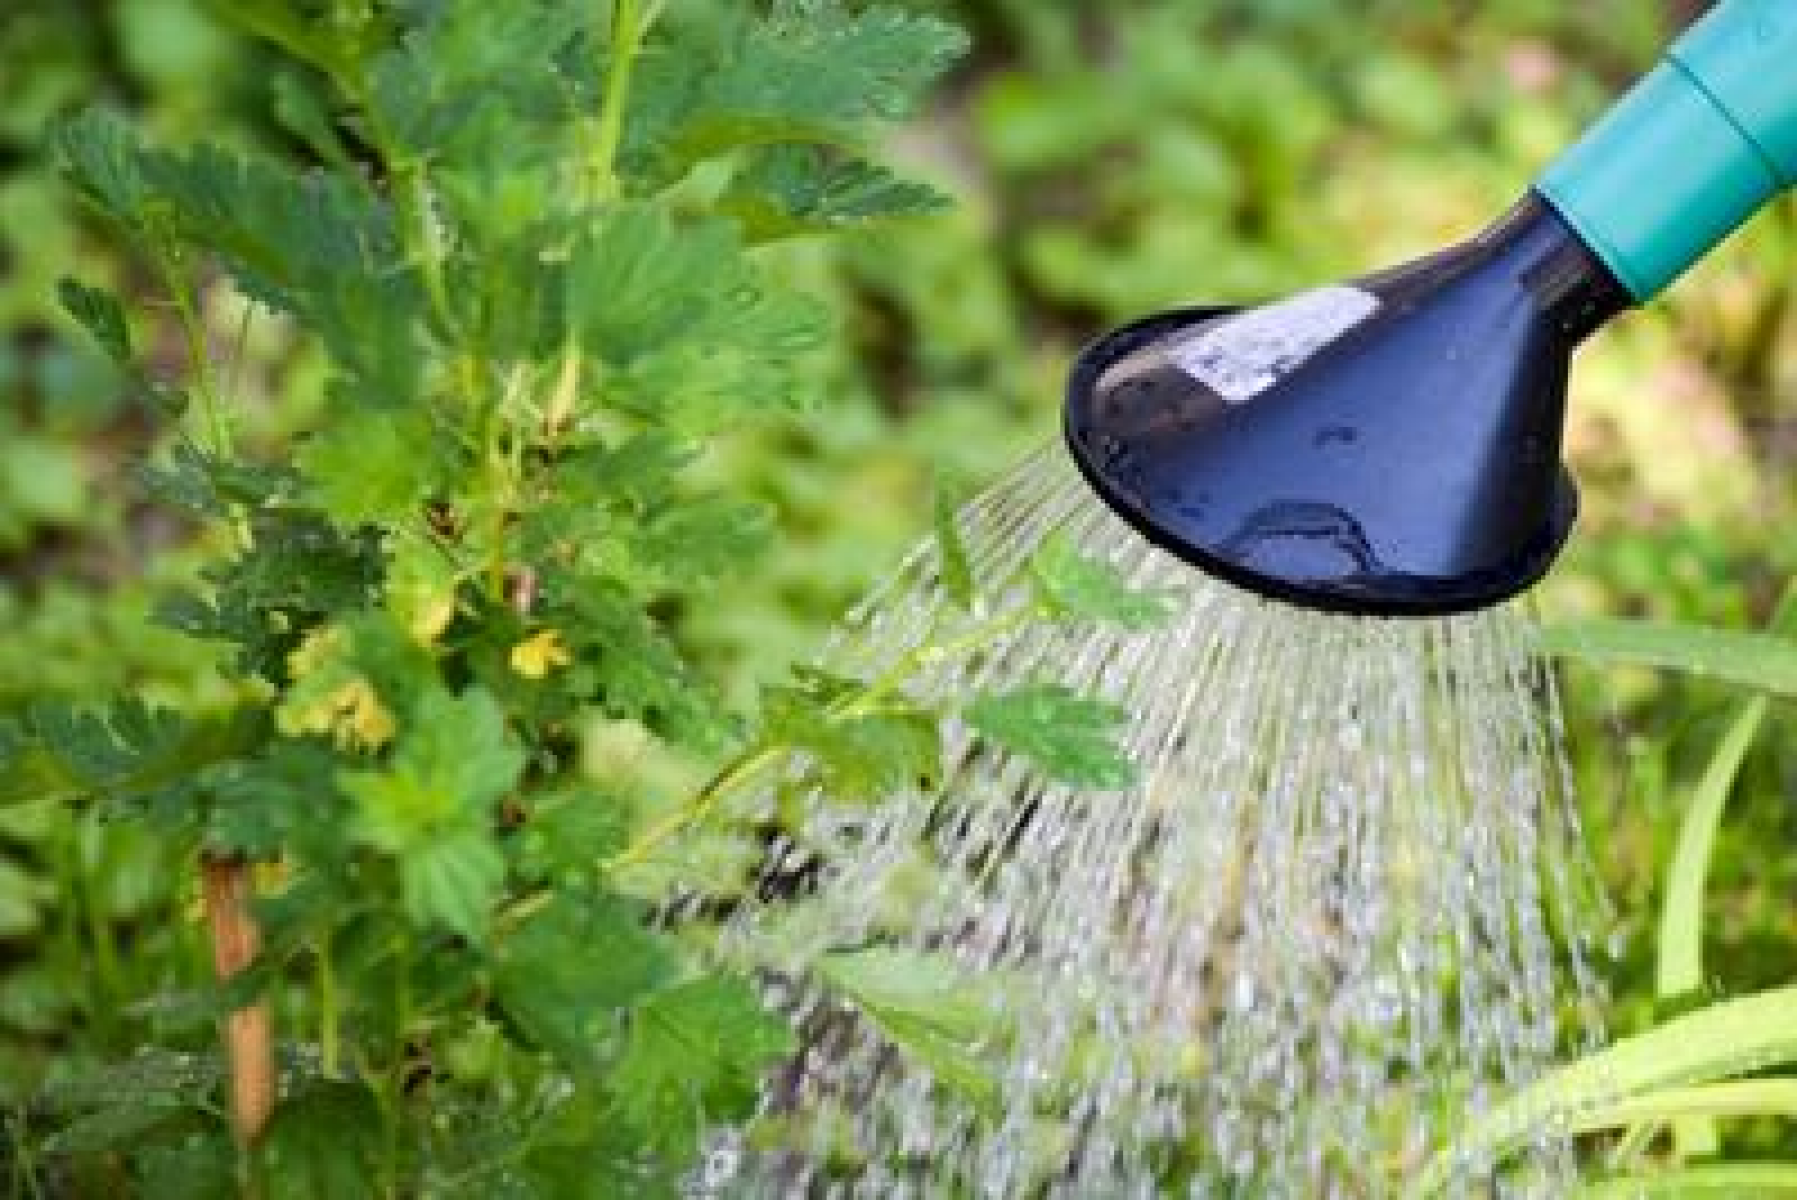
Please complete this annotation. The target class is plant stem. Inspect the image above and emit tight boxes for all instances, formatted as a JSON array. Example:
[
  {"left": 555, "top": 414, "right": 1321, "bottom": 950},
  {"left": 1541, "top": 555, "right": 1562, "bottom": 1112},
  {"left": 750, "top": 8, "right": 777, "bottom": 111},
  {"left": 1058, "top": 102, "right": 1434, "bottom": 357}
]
[
  {"left": 201, "top": 854, "right": 275, "bottom": 1149},
  {"left": 604, "top": 600, "right": 1040, "bottom": 873},
  {"left": 317, "top": 929, "right": 340, "bottom": 1078},
  {"left": 588, "top": 0, "right": 647, "bottom": 203},
  {"left": 155, "top": 245, "right": 231, "bottom": 457},
  {"left": 380, "top": 928, "right": 414, "bottom": 1197}
]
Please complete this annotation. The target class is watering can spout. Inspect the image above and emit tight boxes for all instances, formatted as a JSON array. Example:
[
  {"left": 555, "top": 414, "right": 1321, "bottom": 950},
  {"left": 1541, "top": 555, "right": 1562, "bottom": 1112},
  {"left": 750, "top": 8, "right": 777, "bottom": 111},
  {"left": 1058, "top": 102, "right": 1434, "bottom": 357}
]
[
  {"left": 1065, "top": 195, "right": 1628, "bottom": 616},
  {"left": 1067, "top": 0, "right": 1797, "bottom": 617}
]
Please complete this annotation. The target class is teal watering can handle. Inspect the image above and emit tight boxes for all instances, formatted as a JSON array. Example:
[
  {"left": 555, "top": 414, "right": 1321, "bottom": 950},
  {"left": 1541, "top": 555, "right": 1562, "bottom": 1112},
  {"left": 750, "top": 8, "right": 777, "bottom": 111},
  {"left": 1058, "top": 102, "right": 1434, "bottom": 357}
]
[{"left": 1538, "top": 0, "right": 1797, "bottom": 301}]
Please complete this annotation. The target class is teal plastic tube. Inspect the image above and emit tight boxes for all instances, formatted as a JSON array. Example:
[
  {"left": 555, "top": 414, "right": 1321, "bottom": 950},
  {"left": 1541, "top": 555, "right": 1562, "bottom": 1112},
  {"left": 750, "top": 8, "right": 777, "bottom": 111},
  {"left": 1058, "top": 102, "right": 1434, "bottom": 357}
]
[{"left": 1538, "top": 0, "right": 1797, "bottom": 301}]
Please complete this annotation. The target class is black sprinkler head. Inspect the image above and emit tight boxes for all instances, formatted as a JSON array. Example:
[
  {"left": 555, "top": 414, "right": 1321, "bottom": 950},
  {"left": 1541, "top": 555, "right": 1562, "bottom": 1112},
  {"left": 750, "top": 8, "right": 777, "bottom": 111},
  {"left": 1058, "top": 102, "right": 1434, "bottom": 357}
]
[{"left": 1065, "top": 193, "right": 1632, "bottom": 617}]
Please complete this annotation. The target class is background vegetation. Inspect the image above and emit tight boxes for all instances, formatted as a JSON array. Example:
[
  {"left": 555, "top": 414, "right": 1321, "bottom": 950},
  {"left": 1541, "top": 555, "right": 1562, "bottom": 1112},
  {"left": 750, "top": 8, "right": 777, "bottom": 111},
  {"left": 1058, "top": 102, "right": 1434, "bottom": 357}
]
[{"left": 2, "top": 0, "right": 1794, "bottom": 1191}]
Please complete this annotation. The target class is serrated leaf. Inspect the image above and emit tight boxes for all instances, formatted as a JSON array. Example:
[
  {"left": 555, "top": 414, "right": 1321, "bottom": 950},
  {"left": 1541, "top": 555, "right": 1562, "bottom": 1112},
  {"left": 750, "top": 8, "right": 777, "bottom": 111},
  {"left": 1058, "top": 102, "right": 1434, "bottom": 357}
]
[
  {"left": 964, "top": 683, "right": 1135, "bottom": 789},
  {"left": 611, "top": 973, "right": 792, "bottom": 1154},
  {"left": 398, "top": 825, "right": 505, "bottom": 942},
  {"left": 57, "top": 109, "right": 155, "bottom": 225},
  {"left": 256, "top": 1080, "right": 382, "bottom": 1200},
  {"left": 513, "top": 784, "right": 629, "bottom": 882},
  {"left": 0, "top": 699, "right": 263, "bottom": 810},
  {"left": 344, "top": 686, "right": 524, "bottom": 848},
  {"left": 633, "top": 4, "right": 968, "bottom": 179},
  {"left": 62, "top": 114, "right": 417, "bottom": 395},
  {"left": 135, "top": 1129, "right": 237, "bottom": 1200},
  {"left": 563, "top": 203, "right": 828, "bottom": 432},
  {"left": 140, "top": 443, "right": 301, "bottom": 517},
  {"left": 492, "top": 892, "right": 673, "bottom": 1067},
  {"left": 270, "top": 70, "right": 352, "bottom": 167},
  {"left": 1029, "top": 531, "right": 1173, "bottom": 629},
  {"left": 637, "top": 494, "right": 774, "bottom": 587},
  {"left": 764, "top": 674, "right": 941, "bottom": 802},
  {"left": 557, "top": 582, "right": 729, "bottom": 751},
  {"left": 721, "top": 145, "right": 951, "bottom": 243},
  {"left": 173, "top": 514, "right": 383, "bottom": 679},
  {"left": 57, "top": 277, "right": 132, "bottom": 365},
  {"left": 201, "top": 739, "right": 348, "bottom": 859},
  {"left": 341, "top": 686, "right": 523, "bottom": 939},
  {"left": 817, "top": 947, "right": 1006, "bottom": 1114},
  {"left": 296, "top": 408, "right": 443, "bottom": 528}
]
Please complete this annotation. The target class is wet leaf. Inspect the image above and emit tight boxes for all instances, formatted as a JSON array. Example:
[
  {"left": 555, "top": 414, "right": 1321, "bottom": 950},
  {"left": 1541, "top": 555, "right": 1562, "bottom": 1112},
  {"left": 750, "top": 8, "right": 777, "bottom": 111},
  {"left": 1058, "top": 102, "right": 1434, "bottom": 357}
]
[
  {"left": 818, "top": 947, "right": 1006, "bottom": 1115},
  {"left": 965, "top": 682, "right": 1135, "bottom": 789},
  {"left": 1029, "top": 531, "right": 1174, "bottom": 629},
  {"left": 256, "top": 1080, "right": 382, "bottom": 1199},
  {"left": 611, "top": 973, "right": 792, "bottom": 1154},
  {"left": 1424, "top": 985, "right": 1797, "bottom": 1192},
  {"left": 493, "top": 892, "right": 673, "bottom": 1068}
]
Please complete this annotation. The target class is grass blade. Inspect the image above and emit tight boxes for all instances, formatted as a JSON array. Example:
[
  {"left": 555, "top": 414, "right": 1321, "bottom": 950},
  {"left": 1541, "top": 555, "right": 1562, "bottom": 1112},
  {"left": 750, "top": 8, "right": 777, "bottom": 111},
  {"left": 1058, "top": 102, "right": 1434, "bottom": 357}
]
[
  {"left": 1415, "top": 986, "right": 1797, "bottom": 1195},
  {"left": 1575, "top": 1163, "right": 1797, "bottom": 1197},
  {"left": 1540, "top": 618, "right": 1797, "bottom": 698},
  {"left": 1654, "top": 697, "right": 1767, "bottom": 1158}
]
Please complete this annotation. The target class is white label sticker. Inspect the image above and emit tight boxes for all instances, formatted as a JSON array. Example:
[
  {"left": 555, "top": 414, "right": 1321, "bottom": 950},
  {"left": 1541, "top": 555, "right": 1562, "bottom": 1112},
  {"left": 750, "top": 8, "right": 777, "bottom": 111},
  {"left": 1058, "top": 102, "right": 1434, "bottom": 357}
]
[{"left": 1167, "top": 285, "right": 1378, "bottom": 404}]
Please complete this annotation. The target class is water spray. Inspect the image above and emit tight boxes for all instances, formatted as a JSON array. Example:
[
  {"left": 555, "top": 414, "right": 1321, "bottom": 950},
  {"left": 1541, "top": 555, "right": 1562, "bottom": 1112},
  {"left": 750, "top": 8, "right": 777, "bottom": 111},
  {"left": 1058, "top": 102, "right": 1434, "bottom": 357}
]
[{"left": 716, "top": 4, "right": 1797, "bottom": 1195}]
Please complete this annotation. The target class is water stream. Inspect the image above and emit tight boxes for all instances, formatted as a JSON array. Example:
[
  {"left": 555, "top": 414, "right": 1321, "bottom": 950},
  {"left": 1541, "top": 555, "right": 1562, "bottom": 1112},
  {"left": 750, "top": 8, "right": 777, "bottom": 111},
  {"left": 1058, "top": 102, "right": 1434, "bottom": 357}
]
[{"left": 702, "top": 448, "right": 1608, "bottom": 1197}]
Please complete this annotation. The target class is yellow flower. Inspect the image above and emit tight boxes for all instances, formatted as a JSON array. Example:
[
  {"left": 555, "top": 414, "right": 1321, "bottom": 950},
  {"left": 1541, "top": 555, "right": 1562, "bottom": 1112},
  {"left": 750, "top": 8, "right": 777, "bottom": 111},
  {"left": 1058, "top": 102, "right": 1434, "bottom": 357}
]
[
  {"left": 510, "top": 628, "right": 572, "bottom": 679},
  {"left": 335, "top": 677, "right": 397, "bottom": 750}
]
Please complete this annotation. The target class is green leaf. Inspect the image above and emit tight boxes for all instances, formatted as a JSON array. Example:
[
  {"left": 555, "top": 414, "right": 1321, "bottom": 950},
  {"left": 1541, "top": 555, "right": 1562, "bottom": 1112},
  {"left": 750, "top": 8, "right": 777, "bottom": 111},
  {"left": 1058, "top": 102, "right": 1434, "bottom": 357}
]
[
  {"left": 0, "top": 859, "right": 52, "bottom": 936},
  {"left": 352, "top": 686, "right": 524, "bottom": 834},
  {"left": 611, "top": 973, "right": 792, "bottom": 1154},
  {"left": 764, "top": 668, "right": 942, "bottom": 801},
  {"left": 1029, "top": 531, "right": 1174, "bottom": 629},
  {"left": 492, "top": 892, "right": 673, "bottom": 1068},
  {"left": 563, "top": 203, "right": 828, "bottom": 432},
  {"left": 1660, "top": 699, "right": 1767, "bottom": 1001},
  {"left": 721, "top": 145, "right": 951, "bottom": 243},
  {"left": 1574, "top": 1079, "right": 1797, "bottom": 1130},
  {"left": 1576, "top": 1164, "right": 1797, "bottom": 1198},
  {"left": 62, "top": 115, "right": 417, "bottom": 395},
  {"left": 1540, "top": 617, "right": 1797, "bottom": 698},
  {"left": 965, "top": 682, "right": 1136, "bottom": 789},
  {"left": 269, "top": 71, "right": 353, "bottom": 168},
  {"left": 633, "top": 4, "right": 968, "bottom": 178},
  {"left": 39, "top": 1049, "right": 223, "bottom": 1157},
  {"left": 557, "top": 582, "right": 729, "bottom": 751},
  {"left": 57, "top": 277, "right": 132, "bottom": 365},
  {"left": 296, "top": 408, "right": 443, "bottom": 528},
  {"left": 1655, "top": 696, "right": 1766, "bottom": 1158},
  {"left": 636, "top": 494, "right": 775, "bottom": 588},
  {"left": 56, "top": 109, "right": 155, "bottom": 225},
  {"left": 0, "top": 699, "right": 262, "bottom": 811},
  {"left": 817, "top": 947, "right": 1007, "bottom": 1114},
  {"left": 1420, "top": 985, "right": 1797, "bottom": 1193},
  {"left": 256, "top": 1080, "right": 382, "bottom": 1200},
  {"left": 512, "top": 784, "right": 629, "bottom": 883},
  {"left": 135, "top": 1128, "right": 237, "bottom": 1200},
  {"left": 933, "top": 481, "right": 974, "bottom": 611},
  {"left": 341, "top": 687, "right": 524, "bottom": 939},
  {"left": 397, "top": 826, "right": 505, "bottom": 943}
]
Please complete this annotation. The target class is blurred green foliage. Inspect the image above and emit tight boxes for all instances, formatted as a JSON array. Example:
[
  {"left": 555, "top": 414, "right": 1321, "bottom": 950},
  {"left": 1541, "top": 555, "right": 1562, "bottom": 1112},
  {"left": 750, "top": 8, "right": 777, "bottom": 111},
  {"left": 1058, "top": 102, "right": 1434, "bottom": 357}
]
[{"left": 3, "top": 0, "right": 1796, "bottom": 1182}]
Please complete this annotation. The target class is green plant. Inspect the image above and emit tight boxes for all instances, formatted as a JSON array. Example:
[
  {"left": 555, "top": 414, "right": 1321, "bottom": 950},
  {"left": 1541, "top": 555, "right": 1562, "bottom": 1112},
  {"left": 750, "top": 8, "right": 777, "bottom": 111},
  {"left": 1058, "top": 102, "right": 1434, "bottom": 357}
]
[{"left": 0, "top": 0, "right": 1161, "bottom": 1191}]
